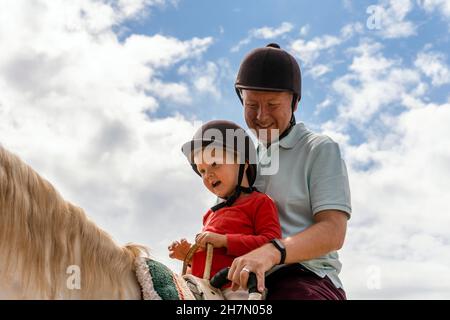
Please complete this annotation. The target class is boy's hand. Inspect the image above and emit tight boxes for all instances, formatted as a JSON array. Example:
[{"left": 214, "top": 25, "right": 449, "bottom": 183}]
[
  {"left": 195, "top": 232, "right": 227, "bottom": 249},
  {"left": 168, "top": 238, "right": 192, "bottom": 261}
]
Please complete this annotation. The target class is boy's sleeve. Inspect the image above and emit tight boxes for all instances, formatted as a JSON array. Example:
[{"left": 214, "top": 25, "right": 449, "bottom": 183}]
[{"left": 226, "top": 196, "right": 281, "bottom": 257}]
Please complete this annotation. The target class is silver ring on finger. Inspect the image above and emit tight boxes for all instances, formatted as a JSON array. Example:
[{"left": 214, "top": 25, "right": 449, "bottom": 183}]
[{"left": 242, "top": 267, "right": 251, "bottom": 273}]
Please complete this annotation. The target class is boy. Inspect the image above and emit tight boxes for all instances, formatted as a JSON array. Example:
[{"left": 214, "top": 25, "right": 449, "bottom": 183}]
[{"left": 169, "top": 120, "right": 281, "bottom": 300}]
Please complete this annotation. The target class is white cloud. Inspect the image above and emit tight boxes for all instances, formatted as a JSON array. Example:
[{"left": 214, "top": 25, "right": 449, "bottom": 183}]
[
  {"left": 0, "top": 0, "right": 215, "bottom": 271},
  {"left": 289, "top": 23, "right": 362, "bottom": 66},
  {"left": 341, "top": 22, "right": 364, "bottom": 39},
  {"left": 231, "top": 38, "right": 251, "bottom": 53},
  {"left": 418, "top": 0, "right": 450, "bottom": 18},
  {"left": 178, "top": 61, "right": 223, "bottom": 99},
  {"left": 251, "top": 22, "right": 294, "bottom": 39},
  {"left": 306, "top": 64, "right": 332, "bottom": 79},
  {"left": 117, "top": 0, "right": 165, "bottom": 19},
  {"left": 124, "top": 34, "right": 213, "bottom": 68},
  {"left": 339, "top": 100, "right": 450, "bottom": 299},
  {"left": 320, "top": 40, "right": 450, "bottom": 298},
  {"left": 331, "top": 41, "right": 422, "bottom": 126},
  {"left": 290, "top": 35, "right": 341, "bottom": 65},
  {"left": 192, "top": 64, "right": 221, "bottom": 99},
  {"left": 288, "top": 22, "right": 362, "bottom": 83},
  {"left": 370, "top": 0, "right": 417, "bottom": 39},
  {"left": 299, "top": 24, "right": 310, "bottom": 37},
  {"left": 231, "top": 22, "right": 293, "bottom": 52},
  {"left": 145, "top": 80, "right": 192, "bottom": 104},
  {"left": 314, "top": 97, "right": 333, "bottom": 116},
  {"left": 414, "top": 50, "right": 450, "bottom": 86}
]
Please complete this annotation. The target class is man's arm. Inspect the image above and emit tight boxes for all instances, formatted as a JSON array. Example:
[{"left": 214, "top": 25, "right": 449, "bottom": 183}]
[
  {"left": 227, "top": 209, "right": 348, "bottom": 292},
  {"left": 282, "top": 209, "right": 348, "bottom": 263}
]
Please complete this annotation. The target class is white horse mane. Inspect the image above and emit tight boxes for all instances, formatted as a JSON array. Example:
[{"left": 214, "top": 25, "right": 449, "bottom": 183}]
[{"left": 0, "top": 146, "right": 148, "bottom": 299}]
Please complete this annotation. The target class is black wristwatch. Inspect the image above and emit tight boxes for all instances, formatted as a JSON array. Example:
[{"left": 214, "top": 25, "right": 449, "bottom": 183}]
[{"left": 270, "top": 239, "right": 286, "bottom": 265}]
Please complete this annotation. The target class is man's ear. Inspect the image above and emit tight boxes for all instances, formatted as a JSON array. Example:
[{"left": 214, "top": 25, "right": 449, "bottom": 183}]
[
  {"left": 293, "top": 100, "right": 299, "bottom": 112},
  {"left": 292, "top": 94, "right": 299, "bottom": 112}
]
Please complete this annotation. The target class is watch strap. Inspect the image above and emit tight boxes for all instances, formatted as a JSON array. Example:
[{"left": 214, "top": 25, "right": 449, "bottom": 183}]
[{"left": 270, "top": 239, "right": 286, "bottom": 265}]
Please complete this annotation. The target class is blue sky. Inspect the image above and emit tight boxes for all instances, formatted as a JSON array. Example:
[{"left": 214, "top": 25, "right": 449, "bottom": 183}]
[
  {"left": 125, "top": 0, "right": 450, "bottom": 143},
  {"left": 1, "top": 0, "right": 450, "bottom": 299}
]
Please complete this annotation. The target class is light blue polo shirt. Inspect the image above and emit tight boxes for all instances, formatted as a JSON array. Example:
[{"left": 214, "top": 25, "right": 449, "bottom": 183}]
[{"left": 254, "top": 122, "right": 352, "bottom": 289}]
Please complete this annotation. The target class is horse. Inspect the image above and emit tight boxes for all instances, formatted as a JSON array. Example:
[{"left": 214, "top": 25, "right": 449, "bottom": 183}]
[{"left": 0, "top": 145, "right": 148, "bottom": 299}]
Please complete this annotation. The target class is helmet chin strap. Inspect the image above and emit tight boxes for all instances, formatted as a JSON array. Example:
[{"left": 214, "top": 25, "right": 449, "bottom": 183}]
[
  {"left": 278, "top": 113, "right": 295, "bottom": 141},
  {"left": 211, "top": 163, "right": 255, "bottom": 212},
  {"left": 283, "top": 95, "right": 298, "bottom": 136}
]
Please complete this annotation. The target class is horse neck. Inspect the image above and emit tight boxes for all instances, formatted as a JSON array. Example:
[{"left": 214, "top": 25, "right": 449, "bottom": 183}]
[
  {"left": 0, "top": 146, "right": 143, "bottom": 299},
  {"left": 0, "top": 205, "right": 143, "bottom": 300},
  {"left": 0, "top": 242, "right": 142, "bottom": 300}
]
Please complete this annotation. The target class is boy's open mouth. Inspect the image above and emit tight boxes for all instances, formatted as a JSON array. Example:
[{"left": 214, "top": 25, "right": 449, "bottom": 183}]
[{"left": 212, "top": 181, "right": 221, "bottom": 188}]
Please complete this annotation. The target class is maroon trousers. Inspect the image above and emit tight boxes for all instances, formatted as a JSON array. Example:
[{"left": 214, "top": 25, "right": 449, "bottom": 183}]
[{"left": 265, "top": 264, "right": 347, "bottom": 300}]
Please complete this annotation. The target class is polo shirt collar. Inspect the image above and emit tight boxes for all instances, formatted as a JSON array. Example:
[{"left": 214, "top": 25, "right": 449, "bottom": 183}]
[
  {"left": 279, "top": 123, "right": 310, "bottom": 148},
  {"left": 256, "top": 123, "right": 308, "bottom": 151}
]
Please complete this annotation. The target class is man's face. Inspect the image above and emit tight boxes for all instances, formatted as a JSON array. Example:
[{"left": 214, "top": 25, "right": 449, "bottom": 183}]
[{"left": 242, "top": 90, "right": 296, "bottom": 143}]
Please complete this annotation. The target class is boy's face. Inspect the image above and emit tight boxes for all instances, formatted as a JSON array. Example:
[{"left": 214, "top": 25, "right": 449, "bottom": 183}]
[{"left": 193, "top": 148, "right": 240, "bottom": 199}]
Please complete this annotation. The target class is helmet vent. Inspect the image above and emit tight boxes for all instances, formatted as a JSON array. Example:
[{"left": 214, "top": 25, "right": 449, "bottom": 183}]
[{"left": 266, "top": 43, "right": 280, "bottom": 49}]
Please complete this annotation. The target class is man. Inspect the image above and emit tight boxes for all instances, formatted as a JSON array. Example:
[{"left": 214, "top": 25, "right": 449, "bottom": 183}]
[{"left": 227, "top": 43, "right": 352, "bottom": 300}]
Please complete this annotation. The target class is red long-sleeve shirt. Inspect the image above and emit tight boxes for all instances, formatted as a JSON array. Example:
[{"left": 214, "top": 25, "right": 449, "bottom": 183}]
[{"left": 191, "top": 191, "right": 281, "bottom": 280}]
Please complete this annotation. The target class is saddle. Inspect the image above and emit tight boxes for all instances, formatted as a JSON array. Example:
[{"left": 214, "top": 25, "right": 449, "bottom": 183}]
[{"left": 134, "top": 243, "right": 263, "bottom": 300}]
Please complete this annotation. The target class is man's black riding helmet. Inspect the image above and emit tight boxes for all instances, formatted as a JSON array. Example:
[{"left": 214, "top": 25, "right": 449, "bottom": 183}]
[{"left": 235, "top": 43, "right": 302, "bottom": 108}]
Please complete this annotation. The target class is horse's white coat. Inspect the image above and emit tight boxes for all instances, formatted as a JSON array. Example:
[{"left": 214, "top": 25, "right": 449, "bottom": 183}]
[{"left": 0, "top": 146, "right": 144, "bottom": 299}]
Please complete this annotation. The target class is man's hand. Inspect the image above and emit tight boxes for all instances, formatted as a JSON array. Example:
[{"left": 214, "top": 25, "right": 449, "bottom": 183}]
[
  {"left": 195, "top": 232, "right": 227, "bottom": 248},
  {"left": 227, "top": 243, "right": 280, "bottom": 293},
  {"left": 168, "top": 238, "right": 193, "bottom": 261}
]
